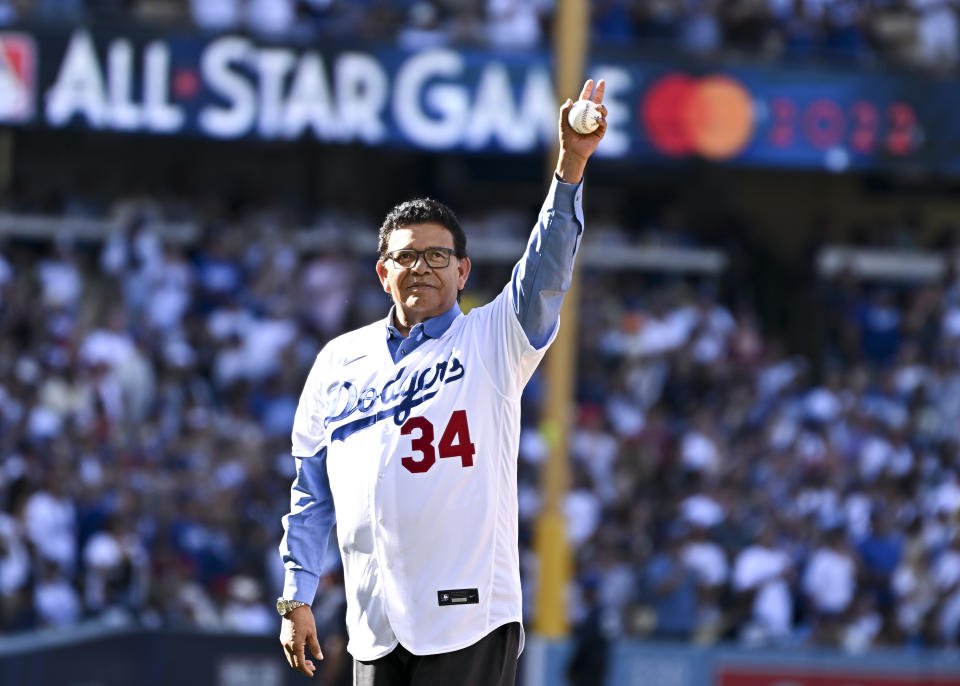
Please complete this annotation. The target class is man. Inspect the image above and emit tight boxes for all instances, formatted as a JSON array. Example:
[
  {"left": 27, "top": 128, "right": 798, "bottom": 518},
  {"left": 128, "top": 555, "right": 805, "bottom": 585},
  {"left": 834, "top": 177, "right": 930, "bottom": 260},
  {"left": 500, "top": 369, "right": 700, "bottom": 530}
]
[{"left": 279, "top": 79, "right": 608, "bottom": 685}]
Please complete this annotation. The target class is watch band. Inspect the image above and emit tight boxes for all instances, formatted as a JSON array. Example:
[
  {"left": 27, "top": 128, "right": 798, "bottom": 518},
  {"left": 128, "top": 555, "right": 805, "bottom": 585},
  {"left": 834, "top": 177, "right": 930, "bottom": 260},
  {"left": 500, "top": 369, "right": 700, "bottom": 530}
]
[{"left": 276, "top": 597, "right": 308, "bottom": 617}]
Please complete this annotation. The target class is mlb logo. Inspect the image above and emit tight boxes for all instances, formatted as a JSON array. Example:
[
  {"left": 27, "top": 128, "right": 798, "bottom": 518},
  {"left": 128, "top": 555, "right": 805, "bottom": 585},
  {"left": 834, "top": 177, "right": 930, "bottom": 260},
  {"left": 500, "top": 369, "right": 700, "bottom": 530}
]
[{"left": 0, "top": 33, "right": 35, "bottom": 123}]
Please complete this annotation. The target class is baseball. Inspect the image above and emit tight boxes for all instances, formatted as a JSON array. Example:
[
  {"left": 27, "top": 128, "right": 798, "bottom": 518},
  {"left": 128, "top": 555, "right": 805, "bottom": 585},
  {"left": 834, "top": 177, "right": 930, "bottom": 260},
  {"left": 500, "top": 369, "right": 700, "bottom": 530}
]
[{"left": 568, "top": 99, "right": 602, "bottom": 134}]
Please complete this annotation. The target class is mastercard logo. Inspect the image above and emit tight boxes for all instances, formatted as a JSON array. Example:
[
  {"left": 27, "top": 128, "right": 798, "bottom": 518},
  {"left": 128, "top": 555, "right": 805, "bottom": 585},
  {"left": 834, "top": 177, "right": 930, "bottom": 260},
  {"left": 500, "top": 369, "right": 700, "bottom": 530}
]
[{"left": 641, "top": 74, "right": 754, "bottom": 160}]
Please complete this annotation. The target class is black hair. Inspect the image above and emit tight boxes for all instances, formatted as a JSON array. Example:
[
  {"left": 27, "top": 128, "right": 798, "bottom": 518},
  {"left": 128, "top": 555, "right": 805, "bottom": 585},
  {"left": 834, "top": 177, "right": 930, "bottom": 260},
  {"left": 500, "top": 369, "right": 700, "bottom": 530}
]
[{"left": 377, "top": 198, "right": 467, "bottom": 261}]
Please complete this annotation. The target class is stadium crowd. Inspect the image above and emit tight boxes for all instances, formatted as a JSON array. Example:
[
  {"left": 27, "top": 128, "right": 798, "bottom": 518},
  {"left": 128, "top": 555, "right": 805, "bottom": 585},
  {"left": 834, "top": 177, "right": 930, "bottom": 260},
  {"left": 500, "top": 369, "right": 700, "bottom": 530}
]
[
  {"left": 0, "top": 0, "right": 958, "bottom": 72},
  {"left": 1, "top": 187, "right": 960, "bottom": 669}
]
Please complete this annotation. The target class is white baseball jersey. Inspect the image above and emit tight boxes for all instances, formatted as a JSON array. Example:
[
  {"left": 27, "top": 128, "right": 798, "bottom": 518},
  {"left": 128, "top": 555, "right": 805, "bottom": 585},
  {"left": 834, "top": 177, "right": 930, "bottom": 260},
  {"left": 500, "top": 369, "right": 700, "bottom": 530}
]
[
  {"left": 292, "top": 283, "right": 552, "bottom": 659},
  {"left": 281, "top": 177, "right": 584, "bottom": 660}
]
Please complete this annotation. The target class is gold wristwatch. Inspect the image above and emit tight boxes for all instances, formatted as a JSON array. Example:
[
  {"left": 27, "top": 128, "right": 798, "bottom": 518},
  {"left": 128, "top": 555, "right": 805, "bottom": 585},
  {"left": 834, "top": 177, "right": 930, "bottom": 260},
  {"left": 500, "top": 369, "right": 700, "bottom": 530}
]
[{"left": 276, "top": 597, "right": 309, "bottom": 617}]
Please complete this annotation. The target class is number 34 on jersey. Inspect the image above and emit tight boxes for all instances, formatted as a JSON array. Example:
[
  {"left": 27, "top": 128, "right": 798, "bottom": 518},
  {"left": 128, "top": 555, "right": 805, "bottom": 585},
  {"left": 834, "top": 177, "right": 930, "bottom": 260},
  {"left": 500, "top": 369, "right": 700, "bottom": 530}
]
[{"left": 400, "top": 410, "right": 476, "bottom": 474}]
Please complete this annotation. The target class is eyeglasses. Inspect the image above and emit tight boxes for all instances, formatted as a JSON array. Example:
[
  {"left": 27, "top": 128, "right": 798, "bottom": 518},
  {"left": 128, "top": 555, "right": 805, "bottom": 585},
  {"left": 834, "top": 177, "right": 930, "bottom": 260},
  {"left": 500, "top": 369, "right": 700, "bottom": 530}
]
[{"left": 384, "top": 247, "right": 456, "bottom": 269}]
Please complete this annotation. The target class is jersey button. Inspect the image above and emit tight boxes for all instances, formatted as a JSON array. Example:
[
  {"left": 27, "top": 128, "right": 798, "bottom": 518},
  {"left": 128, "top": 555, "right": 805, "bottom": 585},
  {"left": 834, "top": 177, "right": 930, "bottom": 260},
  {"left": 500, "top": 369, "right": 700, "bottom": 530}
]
[
  {"left": 378, "top": 472, "right": 384, "bottom": 480},
  {"left": 386, "top": 562, "right": 393, "bottom": 570}
]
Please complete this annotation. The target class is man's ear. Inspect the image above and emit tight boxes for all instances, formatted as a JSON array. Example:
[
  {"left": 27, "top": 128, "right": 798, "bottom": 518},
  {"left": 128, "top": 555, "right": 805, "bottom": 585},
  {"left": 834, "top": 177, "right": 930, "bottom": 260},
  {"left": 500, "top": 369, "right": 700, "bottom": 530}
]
[
  {"left": 376, "top": 260, "right": 391, "bottom": 293},
  {"left": 457, "top": 256, "right": 471, "bottom": 291}
]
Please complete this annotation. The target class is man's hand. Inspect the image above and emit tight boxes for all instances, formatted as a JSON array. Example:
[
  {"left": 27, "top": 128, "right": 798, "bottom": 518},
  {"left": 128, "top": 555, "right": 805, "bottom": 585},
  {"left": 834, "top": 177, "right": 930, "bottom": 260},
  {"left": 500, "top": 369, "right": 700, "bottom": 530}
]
[
  {"left": 279, "top": 604, "right": 323, "bottom": 677},
  {"left": 556, "top": 78, "right": 607, "bottom": 184}
]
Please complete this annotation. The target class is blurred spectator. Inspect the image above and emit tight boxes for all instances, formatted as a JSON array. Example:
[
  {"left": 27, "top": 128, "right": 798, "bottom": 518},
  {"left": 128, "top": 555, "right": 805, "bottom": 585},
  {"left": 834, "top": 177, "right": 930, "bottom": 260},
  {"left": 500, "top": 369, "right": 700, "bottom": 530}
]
[
  {"left": 857, "top": 289, "right": 903, "bottom": 364},
  {"left": 88, "top": 512, "right": 147, "bottom": 607},
  {"left": 0, "top": 1, "right": 17, "bottom": 24},
  {"left": 37, "top": 242, "right": 82, "bottom": 310},
  {"left": 33, "top": 561, "right": 82, "bottom": 628},
  {"left": 486, "top": 0, "right": 546, "bottom": 49},
  {"left": 247, "top": 0, "right": 296, "bottom": 36},
  {"left": 803, "top": 526, "right": 859, "bottom": 643},
  {"left": 682, "top": 523, "right": 729, "bottom": 634},
  {"left": 301, "top": 250, "right": 354, "bottom": 337},
  {"left": 891, "top": 536, "right": 936, "bottom": 642},
  {"left": 566, "top": 579, "right": 611, "bottom": 686},
  {"left": 731, "top": 523, "right": 793, "bottom": 644},
  {"left": 398, "top": 1, "right": 450, "bottom": 49},
  {"left": 858, "top": 509, "right": 903, "bottom": 608},
  {"left": 190, "top": 0, "right": 240, "bottom": 31},
  {"left": 592, "top": 0, "right": 640, "bottom": 44},
  {"left": 222, "top": 575, "right": 274, "bottom": 634},
  {"left": 644, "top": 525, "right": 698, "bottom": 640},
  {"left": 680, "top": 0, "right": 723, "bottom": 57},
  {"left": 933, "top": 533, "right": 960, "bottom": 642},
  {"left": 23, "top": 476, "right": 77, "bottom": 574},
  {"left": 842, "top": 594, "right": 883, "bottom": 653},
  {"left": 0, "top": 512, "right": 29, "bottom": 613},
  {"left": 911, "top": 0, "right": 960, "bottom": 70}
]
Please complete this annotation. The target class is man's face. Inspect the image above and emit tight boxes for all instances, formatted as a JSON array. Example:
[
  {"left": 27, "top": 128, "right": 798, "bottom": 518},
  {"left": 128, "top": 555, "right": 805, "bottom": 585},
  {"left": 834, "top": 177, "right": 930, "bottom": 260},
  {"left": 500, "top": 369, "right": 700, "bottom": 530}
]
[{"left": 376, "top": 223, "right": 471, "bottom": 326}]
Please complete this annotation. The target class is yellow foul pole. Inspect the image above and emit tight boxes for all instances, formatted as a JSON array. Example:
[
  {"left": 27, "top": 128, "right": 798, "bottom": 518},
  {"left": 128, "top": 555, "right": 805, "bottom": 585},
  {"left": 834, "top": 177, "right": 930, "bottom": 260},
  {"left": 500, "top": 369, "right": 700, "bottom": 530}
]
[{"left": 533, "top": 0, "right": 587, "bottom": 639}]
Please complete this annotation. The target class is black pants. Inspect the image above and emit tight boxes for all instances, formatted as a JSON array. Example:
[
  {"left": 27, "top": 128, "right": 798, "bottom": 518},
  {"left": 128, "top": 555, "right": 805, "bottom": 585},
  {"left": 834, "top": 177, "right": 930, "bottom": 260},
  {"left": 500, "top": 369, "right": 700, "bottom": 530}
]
[{"left": 353, "top": 622, "right": 521, "bottom": 686}]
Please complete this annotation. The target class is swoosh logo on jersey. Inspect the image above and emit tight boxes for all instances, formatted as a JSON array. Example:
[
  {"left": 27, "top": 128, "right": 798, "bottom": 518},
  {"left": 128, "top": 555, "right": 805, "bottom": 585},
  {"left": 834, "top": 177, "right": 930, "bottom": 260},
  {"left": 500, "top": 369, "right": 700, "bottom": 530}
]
[
  {"left": 343, "top": 354, "right": 367, "bottom": 365},
  {"left": 325, "top": 355, "right": 466, "bottom": 441}
]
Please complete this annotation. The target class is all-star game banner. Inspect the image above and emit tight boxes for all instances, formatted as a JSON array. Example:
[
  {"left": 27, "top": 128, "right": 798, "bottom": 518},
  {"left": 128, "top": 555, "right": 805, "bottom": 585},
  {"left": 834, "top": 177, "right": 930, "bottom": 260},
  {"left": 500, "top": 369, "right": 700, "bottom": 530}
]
[{"left": 0, "top": 25, "right": 956, "bottom": 172}]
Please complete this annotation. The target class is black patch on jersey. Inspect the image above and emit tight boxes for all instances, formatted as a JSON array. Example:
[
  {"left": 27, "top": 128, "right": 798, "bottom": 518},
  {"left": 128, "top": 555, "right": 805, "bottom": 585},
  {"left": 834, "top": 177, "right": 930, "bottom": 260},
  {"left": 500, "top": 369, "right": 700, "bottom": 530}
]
[{"left": 437, "top": 588, "right": 479, "bottom": 606}]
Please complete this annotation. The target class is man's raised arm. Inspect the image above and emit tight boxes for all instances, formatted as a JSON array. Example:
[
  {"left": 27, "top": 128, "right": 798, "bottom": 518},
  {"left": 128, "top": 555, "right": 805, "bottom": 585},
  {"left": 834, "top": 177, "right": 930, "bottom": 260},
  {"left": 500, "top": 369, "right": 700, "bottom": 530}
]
[{"left": 511, "top": 78, "right": 607, "bottom": 349}]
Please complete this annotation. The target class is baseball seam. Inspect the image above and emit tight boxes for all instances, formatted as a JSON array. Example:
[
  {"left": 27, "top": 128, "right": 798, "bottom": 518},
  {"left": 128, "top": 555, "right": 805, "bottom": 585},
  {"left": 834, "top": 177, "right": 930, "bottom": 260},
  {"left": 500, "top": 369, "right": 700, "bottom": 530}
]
[{"left": 578, "top": 103, "right": 595, "bottom": 133}]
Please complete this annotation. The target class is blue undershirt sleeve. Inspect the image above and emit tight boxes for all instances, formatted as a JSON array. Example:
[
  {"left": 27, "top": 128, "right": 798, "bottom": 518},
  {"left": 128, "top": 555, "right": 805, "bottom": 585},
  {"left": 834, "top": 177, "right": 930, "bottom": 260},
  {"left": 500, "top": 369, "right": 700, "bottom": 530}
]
[
  {"left": 279, "top": 447, "right": 336, "bottom": 603},
  {"left": 511, "top": 175, "right": 585, "bottom": 349}
]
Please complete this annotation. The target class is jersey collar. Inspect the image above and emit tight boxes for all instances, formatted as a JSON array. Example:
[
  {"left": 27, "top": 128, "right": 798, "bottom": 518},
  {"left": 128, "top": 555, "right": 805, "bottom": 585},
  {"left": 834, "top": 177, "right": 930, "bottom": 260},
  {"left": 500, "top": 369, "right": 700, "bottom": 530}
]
[{"left": 385, "top": 302, "right": 462, "bottom": 341}]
